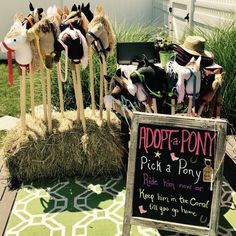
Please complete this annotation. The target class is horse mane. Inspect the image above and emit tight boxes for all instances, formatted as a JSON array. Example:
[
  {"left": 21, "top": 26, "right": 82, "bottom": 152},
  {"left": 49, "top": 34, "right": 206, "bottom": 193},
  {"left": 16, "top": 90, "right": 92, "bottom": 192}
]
[
  {"left": 81, "top": 12, "right": 89, "bottom": 32},
  {"left": 89, "top": 7, "right": 116, "bottom": 56}
]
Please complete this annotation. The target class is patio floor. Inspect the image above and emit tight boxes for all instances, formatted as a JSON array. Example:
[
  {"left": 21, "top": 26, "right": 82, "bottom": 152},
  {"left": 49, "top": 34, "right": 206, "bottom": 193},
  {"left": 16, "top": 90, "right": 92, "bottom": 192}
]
[{"left": 4, "top": 176, "right": 236, "bottom": 236}]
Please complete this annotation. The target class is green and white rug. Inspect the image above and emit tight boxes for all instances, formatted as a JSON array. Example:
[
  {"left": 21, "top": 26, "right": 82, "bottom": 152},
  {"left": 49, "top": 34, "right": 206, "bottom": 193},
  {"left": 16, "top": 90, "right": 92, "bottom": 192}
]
[{"left": 5, "top": 177, "right": 236, "bottom": 236}]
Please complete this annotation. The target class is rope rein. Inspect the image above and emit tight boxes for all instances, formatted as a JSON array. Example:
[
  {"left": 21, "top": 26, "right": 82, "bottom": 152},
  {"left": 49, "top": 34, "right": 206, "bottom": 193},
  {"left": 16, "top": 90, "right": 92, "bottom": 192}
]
[{"left": 134, "top": 70, "right": 163, "bottom": 98}]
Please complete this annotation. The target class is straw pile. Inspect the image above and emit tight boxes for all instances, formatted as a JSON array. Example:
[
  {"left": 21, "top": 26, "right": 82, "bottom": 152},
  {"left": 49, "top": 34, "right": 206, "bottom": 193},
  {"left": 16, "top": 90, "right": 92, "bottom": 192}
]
[{"left": 2, "top": 108, "right": 125, "bottom": 182}]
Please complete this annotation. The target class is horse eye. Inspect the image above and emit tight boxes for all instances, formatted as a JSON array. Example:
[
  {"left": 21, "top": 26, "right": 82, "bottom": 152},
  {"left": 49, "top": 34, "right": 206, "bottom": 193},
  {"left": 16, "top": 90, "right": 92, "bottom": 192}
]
[{"left": 13, "top": 39, "right": 16, "bottom": 42}]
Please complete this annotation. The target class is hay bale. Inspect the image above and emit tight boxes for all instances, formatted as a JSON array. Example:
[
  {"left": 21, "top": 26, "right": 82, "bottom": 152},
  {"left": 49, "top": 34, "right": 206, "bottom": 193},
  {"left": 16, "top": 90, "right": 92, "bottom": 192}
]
[{"left": 2, "top": 109, "right": 125, "bottom": 182}]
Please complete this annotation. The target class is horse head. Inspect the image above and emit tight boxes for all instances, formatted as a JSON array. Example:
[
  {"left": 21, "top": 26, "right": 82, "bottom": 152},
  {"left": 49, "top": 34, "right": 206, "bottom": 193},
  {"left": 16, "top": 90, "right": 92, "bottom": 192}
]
[
  {"left": 196, "top": 68, "right": 224, "bottom": 116},
  {"left": 55, "top": 26, "right": 88, "bottom": 68},
  {"left": 61, "top": 4, "right": 89, "bottom": 35},
  {"left": 174, "top": 56, "right": 201, "bottom": 103},
  {"left": 104, "top": 65, "right": 149, "bottom": 114},
  {"left": 0, "top": 20, "right": 32, "bottom": 85},
  {"left": 130, "top": 58, "right": 167, "bottom": 99},
  {"left": 26, "top": 5, "right": 60, "bottom": 69},
  {"left": 1, "top": 20, "right": 32, "bottom": 64},
  {"left": 87, "top": 6, "right": 116, "bottom": 61},
  {"left": 184, "top": 56, "right": 201, "bottom": 97},
  {"left": 22, "top": 2, "right": 45, "bottom": 29}
]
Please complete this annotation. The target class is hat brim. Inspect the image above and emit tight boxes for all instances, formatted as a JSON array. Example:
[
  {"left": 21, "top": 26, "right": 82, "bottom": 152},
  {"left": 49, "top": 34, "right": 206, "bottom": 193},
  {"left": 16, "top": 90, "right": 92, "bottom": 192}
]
[
  {"left": 179, "top": 45, "right": 214, "bottom": 59},
  {"left": 205, "top": 63, "right": 223, "bottom": 70}
]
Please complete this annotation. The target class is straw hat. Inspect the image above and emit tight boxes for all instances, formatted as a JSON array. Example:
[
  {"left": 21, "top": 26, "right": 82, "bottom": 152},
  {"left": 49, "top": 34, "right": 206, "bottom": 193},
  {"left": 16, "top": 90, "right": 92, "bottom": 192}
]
[
  {"left": 180, "top": 35, "right": 213, "bottom": 58},
  {"left": 173, "top": 35, "right": 222, "bottom": 67}
]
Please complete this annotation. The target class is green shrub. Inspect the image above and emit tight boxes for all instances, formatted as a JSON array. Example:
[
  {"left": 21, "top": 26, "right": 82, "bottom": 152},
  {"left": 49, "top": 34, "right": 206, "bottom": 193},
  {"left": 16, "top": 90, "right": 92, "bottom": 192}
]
[
  {"left": 0, "top": 63, "right": 42, "bottom": 117},
  {"left": 195, "top": 22, "right": 236, "bottom": 127}
]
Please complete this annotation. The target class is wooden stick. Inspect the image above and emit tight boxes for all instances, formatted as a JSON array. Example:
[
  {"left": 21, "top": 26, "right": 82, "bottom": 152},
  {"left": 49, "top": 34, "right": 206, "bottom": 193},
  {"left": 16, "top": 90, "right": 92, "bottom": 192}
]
[
  {"left": 39, "top": 63, "right": 48, "bottom": 122},
  {"left": 75, "top": 64, "right": 86, "bottom": 133},
  {"left": 103, "top": 59, "right": 110, "bottom": 125},
  {"left": 46, "top": 69, "right": 52, "bottom": 132},
  {"left": 145, "top": 104, "right": 153, "bottom": 113},
  {"left": 19, "top": 67, "right": 26, "bottom": 133},
  {"left": 197, "top": 105, "right": 204, "bottom": 117},
  {"left": 187, "top": 96, "right": 193, "bottom": 116},
  {"left": 99, "top": 58, "right": 104, "bottom": 120},
  {"left": 56, "top": 62, "right": 65, "bottom": 117},
  {"left": 29, "top": 63, "right": 35, "bottom": 119},
  {"left": 72, "top": 63, "right": 80, "bottom": 121},
  {"left": 171, "top": 98, "right": 175, "bottom": 115},
  {"left": 89, "top": 47, "right": 96, "bottom": 115},
  {"left": 152, "top": 98, "right": 158, "bottom": 113}
]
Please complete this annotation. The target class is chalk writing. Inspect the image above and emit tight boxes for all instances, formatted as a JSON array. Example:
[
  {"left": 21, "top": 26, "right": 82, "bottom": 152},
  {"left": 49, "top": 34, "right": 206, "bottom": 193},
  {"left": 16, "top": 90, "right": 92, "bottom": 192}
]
[
  {"left": 178, "top": 159, "right": 201, "bottom": 184},
  {"left": 138, "top": 127, "right": 217, "bottom": 157},
  {"left": 132, "top": 123, "right": 218, "bottom": 227},
  {"left": 163, "top": 179, "right": 176, "bottom": 190},
  {"left": 157, "top": 193, "right": 170, "bottom": 203},
  {"left": 140, "top": 156, "right": 162, "bottom": 172},
  {"left": 139, "top": 188, "right": 154, "bottom": 202},
  {"left": 143, "top": 173, "right": 159, "bottom": 187}
]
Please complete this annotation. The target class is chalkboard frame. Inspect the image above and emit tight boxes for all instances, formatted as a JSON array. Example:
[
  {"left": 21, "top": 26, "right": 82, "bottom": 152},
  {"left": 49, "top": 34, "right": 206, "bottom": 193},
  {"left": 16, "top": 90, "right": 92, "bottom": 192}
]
[{"left": 123, "top": 112, "right": 227, "bottom": 236}]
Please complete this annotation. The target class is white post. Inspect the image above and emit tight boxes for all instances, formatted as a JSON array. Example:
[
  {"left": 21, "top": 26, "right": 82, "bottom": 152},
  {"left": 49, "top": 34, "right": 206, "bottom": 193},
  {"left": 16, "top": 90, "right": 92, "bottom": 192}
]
[{"left": 188, "top": 0, "right": 195, "bottom": 32}]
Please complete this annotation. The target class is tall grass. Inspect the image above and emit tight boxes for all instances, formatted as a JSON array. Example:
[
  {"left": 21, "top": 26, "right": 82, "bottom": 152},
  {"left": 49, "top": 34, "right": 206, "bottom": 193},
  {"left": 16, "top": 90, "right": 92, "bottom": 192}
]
[
  {"left": 0, "top": 63, "right": 42, "bottom": 117},
  {"left": 195, "top": 22, "right": 236, "bottom": 127}
]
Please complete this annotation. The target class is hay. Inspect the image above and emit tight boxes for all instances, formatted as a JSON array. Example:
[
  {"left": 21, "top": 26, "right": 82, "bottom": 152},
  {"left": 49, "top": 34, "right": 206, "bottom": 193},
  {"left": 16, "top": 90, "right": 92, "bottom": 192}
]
[{"left": 3, "top": 108, "right": 125, "bottom": 182}]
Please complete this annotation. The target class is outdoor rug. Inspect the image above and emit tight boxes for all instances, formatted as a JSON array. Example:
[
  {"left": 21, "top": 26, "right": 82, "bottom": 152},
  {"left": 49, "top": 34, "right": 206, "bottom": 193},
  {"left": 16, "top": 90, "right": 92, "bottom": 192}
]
[{"left": 5, "top": 177, "right": 236, "bottom": 236}]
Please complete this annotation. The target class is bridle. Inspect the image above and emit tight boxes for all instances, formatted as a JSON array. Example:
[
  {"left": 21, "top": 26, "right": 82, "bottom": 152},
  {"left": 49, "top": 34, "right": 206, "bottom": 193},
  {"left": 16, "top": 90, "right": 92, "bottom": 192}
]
[
  {"left": 23, "top": 15, "right": 35, "bottom": 28},
  {"left": 1, "top": 40, "right": 29, "bottom": 85},
  {"left": 87, "top": 30, "right": 110, "bottom": 63},
  {"left": 1, "top": 41, "right": 15, "bottom": 86},
  {"left": 134, "top": 70, "right": 163, "bottom": 98},
  {"left": 185, "top": 67, "right": 199, "bottom": 108}
]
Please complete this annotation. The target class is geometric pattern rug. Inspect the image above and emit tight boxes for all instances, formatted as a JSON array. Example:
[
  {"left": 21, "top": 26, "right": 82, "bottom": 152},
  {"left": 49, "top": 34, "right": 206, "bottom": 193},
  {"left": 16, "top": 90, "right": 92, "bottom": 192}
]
[{"left": 5, "top": 177, "right": 236, "bottom": 236}]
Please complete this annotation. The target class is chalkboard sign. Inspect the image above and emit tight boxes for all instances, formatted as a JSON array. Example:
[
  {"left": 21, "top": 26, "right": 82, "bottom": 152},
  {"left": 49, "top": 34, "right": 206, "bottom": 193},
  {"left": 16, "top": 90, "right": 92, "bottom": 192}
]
[{"left": 123, "top": 112, "right": 227, "bottom": 236}]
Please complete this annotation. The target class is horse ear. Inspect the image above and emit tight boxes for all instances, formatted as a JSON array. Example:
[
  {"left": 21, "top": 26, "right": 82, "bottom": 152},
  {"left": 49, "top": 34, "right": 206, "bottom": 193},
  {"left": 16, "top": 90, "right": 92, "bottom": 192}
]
[
  {"left": 196, "top": 56, "right": 201, "bottom": 66},
  {"left": 52, "top": 5, "right": 57, "bottom": 15},
  {"left": 78, "top": 5, "right": 81, "bottom": 12},
  {"left": 213, "top": 68, "right": 221, "bottom": 74},
  {"left": 94, "top": 5, "right": 102, "bottom": 16},
  {"left": 69, "top": 24, "right": 74, "bottom": 30},
  {"left": 81, "top": 3, "right": 84, "bottom": 9},
  {"left": 29, "top": 2, "right": 34, "bottom": 11},
  {"left": 71, "top": 4, "right": 77, "bottom": 12},
  {"left": 86, "top": 3, "right": 90, "bottom": 9},
  {"left": 143, "top": 56, "right": 150, "bottom": 66},
  {"left": 116, "top": 68, "right": 122, "bottom": 77},
  {"left": 57, "top": 8, "right": 63, "bottom": 16},
  {"left": 37, "top": 8, "right": 44, "bottom": 15},
  {"left": 23, "top": 22, "right": 27, "bottom": 30},
  {"left": 47, "top": 6, "right": 52, "bottom": 16},
  {"left": 104, "top": 75, "right": 112, "bottom": 82},
  {"left": 64, "top": 6, "right": 70, "bottom": 15},
  {"left": 189, "top": 57, "right": 195, "bottom": 63}
]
